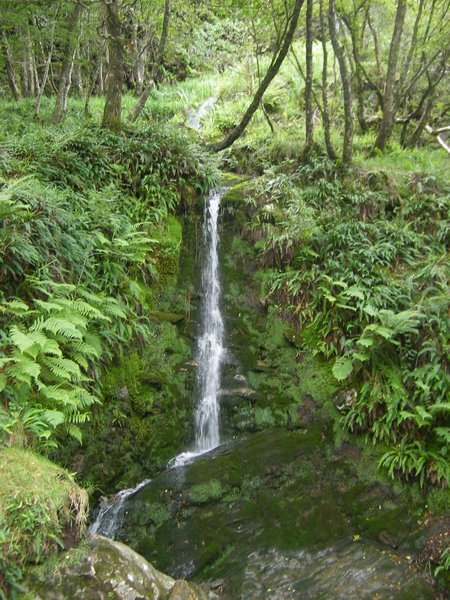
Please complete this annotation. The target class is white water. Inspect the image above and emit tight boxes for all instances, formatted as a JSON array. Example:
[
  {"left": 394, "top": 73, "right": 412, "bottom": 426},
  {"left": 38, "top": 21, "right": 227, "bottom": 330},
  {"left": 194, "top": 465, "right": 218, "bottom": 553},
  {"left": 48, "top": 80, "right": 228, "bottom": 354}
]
[
  {"left": 89, "top": 188, "right": 226, "bottom": 534},
  {"left": 89, "top": 478, "right": 151, "bottom": 538},
  {"left": 187, "top": 96, "right": 217, "bottom": 130},
  {"left": 170, "top": 188, "right": 225, "bottom": 468}
]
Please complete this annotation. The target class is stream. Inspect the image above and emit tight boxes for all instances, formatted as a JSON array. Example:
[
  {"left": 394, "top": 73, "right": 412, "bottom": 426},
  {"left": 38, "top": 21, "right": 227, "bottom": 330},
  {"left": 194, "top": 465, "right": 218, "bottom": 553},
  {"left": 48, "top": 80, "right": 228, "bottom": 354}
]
[{"left": 90, "top": 185, "right": 437, "bottom": 598}]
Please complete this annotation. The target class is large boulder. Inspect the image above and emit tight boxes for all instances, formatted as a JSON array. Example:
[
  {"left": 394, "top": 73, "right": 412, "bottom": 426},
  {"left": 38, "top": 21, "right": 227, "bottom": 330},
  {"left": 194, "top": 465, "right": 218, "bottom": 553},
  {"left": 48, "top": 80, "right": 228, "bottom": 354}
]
[{"left": 29, "top": 535, "right": 213, "bottom": 600}]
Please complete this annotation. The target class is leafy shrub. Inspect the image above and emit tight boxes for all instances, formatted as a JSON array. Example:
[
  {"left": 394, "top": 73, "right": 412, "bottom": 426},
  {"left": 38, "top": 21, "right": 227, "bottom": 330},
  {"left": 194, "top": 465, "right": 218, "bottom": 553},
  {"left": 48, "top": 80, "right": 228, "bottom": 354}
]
[{"left": 243, "top": 165, "right": 449, "bottom": 487}]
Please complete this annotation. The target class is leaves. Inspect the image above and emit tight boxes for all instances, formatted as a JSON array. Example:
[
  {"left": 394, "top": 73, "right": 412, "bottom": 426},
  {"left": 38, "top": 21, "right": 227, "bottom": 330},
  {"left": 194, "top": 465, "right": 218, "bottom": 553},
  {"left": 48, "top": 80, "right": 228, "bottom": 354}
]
[{"left": 332, "top": 357, "right": 353, "bottom": 381}]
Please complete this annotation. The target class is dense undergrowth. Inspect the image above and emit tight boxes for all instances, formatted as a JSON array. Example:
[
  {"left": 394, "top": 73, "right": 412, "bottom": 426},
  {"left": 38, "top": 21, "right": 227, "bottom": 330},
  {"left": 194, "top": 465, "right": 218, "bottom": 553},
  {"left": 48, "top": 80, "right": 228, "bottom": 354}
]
[
  {"left": 0, "top": 97, "right": 218, "bottom": 595},
  {"left": 230, "top": 156, "right": 449, "bottom": 490},
  {"left": 0, "top": 96, "right": 217, "bottom": 449},
  {"left": 0, "top": 39, "right": 449, "bottom": 593}
]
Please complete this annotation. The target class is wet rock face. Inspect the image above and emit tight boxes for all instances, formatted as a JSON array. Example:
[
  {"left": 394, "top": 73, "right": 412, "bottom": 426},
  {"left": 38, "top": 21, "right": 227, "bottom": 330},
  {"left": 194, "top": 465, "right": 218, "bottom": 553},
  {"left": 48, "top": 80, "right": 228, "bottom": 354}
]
[
  {"left": 117, "top": 428, "right": 436, "bottom": 598},
  {"left": 242, "top": 543, "right": 435, "bottom": 599},
  {"left": 29, "top": 535, "right": 213, "bottom": 600}
]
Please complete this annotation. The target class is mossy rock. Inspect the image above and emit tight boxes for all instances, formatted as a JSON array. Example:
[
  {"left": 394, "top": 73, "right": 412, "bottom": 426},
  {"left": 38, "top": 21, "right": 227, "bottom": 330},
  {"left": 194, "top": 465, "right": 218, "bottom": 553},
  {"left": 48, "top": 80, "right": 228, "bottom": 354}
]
[
  {"left": 28, "top": 535, "right": 213, "bottom": 600},
  {"left": 221, "top": 181, "right": 250, "bottom": 209},
  {"left": 0, "top": 448, "right": 88, "bottom": 598}
]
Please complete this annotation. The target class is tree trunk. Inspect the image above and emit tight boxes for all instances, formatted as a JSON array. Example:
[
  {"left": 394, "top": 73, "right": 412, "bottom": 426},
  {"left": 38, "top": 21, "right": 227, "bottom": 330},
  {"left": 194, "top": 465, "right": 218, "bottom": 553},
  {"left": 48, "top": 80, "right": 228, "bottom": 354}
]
[
  {"left": 304, "top": 0, "right": 314, "bottom": 153},
  {"left": 128, "top": 0, "right": 171, "bottom": 122},
  {"left": 73, "top": 48, "right": 83, "bottom": 95},
  {"left": 102, "top": 0, "right": 124, "bottom": 130},
  {"left": 1, "top": 30, "right": 20, "bottom": 100},
  {"left": 35, "top": 47, "right": 53, "bottom": 117},
  {"left": 342, "top": 14, "right": 367, "bottom": 132},
  {"left": 374, "top": 0, "right": 407, "bottom": 151},
  {"left": 319, "top": 0, "right": 336, "bottom": 160},
  {"left": 328, "top": 0, "right": 353, "bottom": 163},
  {"left": 52, "top": 2, "right": 82, "bottom": 123},
  {"left": 210, "top": 0, "right": 305, "bottom": 152},
  {"left": 406, "top": 95, "right": 435, "bottom": 147}
]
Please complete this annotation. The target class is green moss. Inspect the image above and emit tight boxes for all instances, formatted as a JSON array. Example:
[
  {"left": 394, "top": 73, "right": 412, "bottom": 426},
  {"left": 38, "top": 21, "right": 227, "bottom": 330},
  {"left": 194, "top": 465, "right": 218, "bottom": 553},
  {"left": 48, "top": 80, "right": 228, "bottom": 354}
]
[
  {"left": 426, "top": 488, "right": 450, "bottom": 516},
  {"left": 0, "top": 448, "right": 88, "bottom": 598},
  {"left": 56, "top": 319, "right": 194, "bottom": 493},
  {"left": 221, "top": 181, "right": 250, "bottom": 206}
]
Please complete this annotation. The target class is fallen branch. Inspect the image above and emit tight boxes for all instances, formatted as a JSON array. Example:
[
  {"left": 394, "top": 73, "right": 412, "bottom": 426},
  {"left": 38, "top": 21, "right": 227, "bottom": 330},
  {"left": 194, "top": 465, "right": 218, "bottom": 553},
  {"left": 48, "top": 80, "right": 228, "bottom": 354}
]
[{"left": 425, "top": 124, "right": 450, "bottom": 153}]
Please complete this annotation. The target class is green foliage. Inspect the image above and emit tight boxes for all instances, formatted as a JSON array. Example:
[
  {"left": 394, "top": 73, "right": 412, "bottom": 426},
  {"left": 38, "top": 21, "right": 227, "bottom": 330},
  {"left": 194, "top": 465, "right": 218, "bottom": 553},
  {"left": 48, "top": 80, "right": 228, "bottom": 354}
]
[
  {"left": 0, "top": 447, "right": 88, "bottom": 599},
  {"left": 435, "top": 547, "right": 450, "bottom": 576},
  {"left": 188, "top": 480, "right": 224, "bottom": 504},
  {"left": 0, "top": 101, "right": 217, "bottom": 450},
  {"left": 245, "top": 163, "right": 449, "bottom": 488}
]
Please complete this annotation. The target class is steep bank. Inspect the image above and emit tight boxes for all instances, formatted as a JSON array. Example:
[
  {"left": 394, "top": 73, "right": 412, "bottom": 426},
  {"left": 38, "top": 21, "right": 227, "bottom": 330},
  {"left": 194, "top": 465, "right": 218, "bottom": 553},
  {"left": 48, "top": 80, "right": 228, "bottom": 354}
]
[{"left": 94, "top": 176, "right": 448, "bottom": 597}]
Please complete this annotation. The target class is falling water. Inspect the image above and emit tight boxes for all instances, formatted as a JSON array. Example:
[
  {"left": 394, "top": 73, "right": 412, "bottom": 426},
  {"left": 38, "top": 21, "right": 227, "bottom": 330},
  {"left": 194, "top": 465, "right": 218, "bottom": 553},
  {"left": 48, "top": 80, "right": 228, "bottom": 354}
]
[
  {"left": 90, "top": 189, "right": 226, "bottom": 534},
  {"left": 187, "top": 96, "right": 218, "bottom": 130},
  {"left": 194, "top": 188, "right": 225, "bottom": 450},
  {"left": 88, "top": 479, "right": 151, "bottom": 538},
  {"left": 170, "top": 188, "right": 225, "bottom": 467}
]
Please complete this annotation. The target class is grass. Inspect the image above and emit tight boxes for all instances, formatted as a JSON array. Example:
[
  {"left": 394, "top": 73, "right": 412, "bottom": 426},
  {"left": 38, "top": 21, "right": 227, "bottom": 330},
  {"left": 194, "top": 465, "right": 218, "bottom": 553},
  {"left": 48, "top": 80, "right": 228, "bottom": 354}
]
[
  {"left": 355, "top": 145, "right": 450, "bottom": 189},
  {"left": 0, "top": 448, "right": 88, "bottom": 597}
]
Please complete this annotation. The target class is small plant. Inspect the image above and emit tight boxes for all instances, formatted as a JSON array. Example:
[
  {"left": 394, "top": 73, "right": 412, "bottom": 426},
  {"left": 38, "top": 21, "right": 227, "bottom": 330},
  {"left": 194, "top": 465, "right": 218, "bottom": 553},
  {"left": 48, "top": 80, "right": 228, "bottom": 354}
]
[{"left": 187, "top": 480, "right": 224, "bottom": 504}]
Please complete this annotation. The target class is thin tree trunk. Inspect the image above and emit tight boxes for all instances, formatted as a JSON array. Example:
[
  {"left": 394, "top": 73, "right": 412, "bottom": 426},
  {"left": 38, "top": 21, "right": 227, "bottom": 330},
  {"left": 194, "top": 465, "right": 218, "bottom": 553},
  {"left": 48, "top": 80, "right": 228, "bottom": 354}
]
[
  {"left": 98, "top": 57, "right": 104, "bottom": 95},
  {"left": 23, "top": 25, "right": 35, "bottom": 97},
  {"left": 397, "top": 0, "right": 424, "bottom": 102},
  {"left": 367, "top": 11, "right": 382, "bottom": 86},
  {"left": 210, "top": 0, "right": 305, "bottom": 152},
  {"left": 342, "top": 13, "right": 367, "bottom": 132},
  {"left": 1, "top": 30, "right": 20, "bottom": 100},
  {"left": 374, "top": 0, "right": 407, "bottom": 151},
  {"left": 128, "top": 0, "right": 171, "bottom": 122},
  {"left": 35, "top": 11, "right": 58, "bottom": 118},
  {"left": 84, "top": 62, "right": 100, "bottom": 117},
  {"left": 328, "top": 0, "right": 353, "bottom": 163},
  {"left": 52, "top": 2, "right": 82, "bottom": 123},
  {"left": 304, "top": 0, "right": 314, "bottom": 153},
  {"left": 73, "top": 48, "right": 83, "bottom": 95},
  {"left": 102, "top": 0, "right": 124, "bottom": 130},
  {"left": 319, "top": 0, "right": 336, "bottom": 160},
  {"left": 35, "top": 47, "right": 53, "bottom": 117},
  {"left": 407, "top": 95, "right": 435, "bottom": 147}
]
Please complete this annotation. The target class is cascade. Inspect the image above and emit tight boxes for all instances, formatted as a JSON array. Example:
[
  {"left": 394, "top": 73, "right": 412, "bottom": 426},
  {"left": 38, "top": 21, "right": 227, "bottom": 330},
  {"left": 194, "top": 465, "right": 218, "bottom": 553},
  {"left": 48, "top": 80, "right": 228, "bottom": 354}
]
[
  {"left": 170, "top": 187, "right": 225, "bottom": 466},
  {"left": 89, "top": 188, "right": 225, "bottom": 534},
  {"left": 187, "top": 96, "right": 218, "bottom": 130}
]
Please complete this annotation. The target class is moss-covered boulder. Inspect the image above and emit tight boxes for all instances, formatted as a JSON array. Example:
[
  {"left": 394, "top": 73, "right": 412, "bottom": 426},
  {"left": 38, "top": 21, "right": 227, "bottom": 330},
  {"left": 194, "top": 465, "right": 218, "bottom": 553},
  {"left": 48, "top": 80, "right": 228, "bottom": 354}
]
[
  {"left": 0, "top": 448, "right": 88, "bottom": 598},
  {"left": 28, "top": 535, "right": 213, "bottom": 600}
]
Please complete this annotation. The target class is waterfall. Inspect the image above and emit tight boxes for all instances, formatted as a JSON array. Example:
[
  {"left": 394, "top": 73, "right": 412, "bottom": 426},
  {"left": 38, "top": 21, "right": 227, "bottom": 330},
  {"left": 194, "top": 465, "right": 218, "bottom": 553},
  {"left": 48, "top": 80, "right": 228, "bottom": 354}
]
[
  {"left": 88, "top": 479, "right": 151, "bottom": 538},
  {"left": 194, "top": 188, "right": 225, "bottom": 450},
  {"left": 170, "top": 188, "right": 225, "bottom": 467},
  {"left": 187, "top": 96, "right": 218, "bottom": 130},
  {"left": 89, "top": 188, "right": 226, "bottom": 534}
]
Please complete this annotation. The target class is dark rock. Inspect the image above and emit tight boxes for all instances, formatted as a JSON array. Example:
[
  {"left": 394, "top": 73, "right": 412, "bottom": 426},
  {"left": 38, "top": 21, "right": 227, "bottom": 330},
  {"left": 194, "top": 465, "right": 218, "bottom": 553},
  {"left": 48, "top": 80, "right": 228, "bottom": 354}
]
[
  {"left": 336, "top": 441, "right": 362, "bottom": 461},
  {"left": 334, "top": 389, "right": 357, "bottom": 411},
  {"left": 296, "top": 394, "right": 317, "bottom": 424},
  {"left": 220, "top": 387, "right": 256, "bottom": 399},
  {"left": 378, "top": 529, "right": 398, "bottom": 548},
  {"left": 117, "top": 387, "right": 129, "bottom": 402}
]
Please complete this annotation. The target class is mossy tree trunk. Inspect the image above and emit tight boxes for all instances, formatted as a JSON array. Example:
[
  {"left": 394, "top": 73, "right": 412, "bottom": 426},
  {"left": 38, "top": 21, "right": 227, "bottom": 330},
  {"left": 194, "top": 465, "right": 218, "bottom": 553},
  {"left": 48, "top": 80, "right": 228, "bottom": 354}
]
[
  {"left": 52, "top": 2, "right": 82, "bottom": 123},
  {"left": 319, "top": 0, "right": 336, "bottom": 160},
  {"left": 304, "top": 0, "right": 314, "bottom": 154},
  {"left": 102, "top": 0, "right": 124, "bottom": 130},
  {"left": 373, "top": 0, "right": 407, "bottom": 152},
  {"left": 328, "top": 0, "right": 353, "bottom": 163}
]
